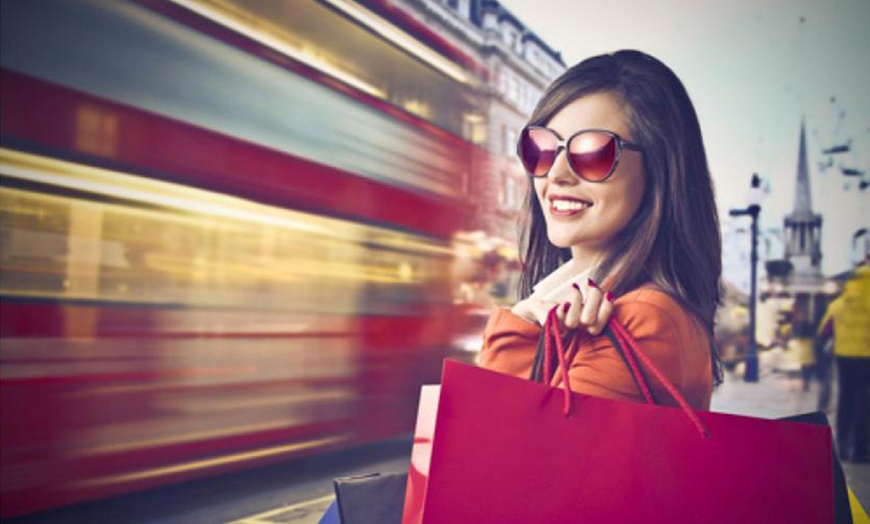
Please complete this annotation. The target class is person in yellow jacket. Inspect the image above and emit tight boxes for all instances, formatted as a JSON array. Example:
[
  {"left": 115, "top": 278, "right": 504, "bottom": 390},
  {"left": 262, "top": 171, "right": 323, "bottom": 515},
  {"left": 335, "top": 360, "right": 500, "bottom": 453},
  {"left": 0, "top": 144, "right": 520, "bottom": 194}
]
[
  {"left": 818, "top": 263, "right": 870, "bottom": 463},
  {"left": 788, "top": 312, "right": 817, "bottom": 392}
]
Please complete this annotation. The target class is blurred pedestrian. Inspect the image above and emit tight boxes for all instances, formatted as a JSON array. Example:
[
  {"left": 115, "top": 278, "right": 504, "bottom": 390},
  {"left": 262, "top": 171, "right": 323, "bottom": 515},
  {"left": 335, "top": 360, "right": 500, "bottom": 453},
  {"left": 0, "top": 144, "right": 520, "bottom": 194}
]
[
  {"left": 479, "top": 50, "right": 721, "bottom": 410},
  {"left": 788, "top": 309, "right": 816, "bottom": 391},
  {"left": 818, "top": 263, "right": 870, "bottom": 463},
  {"left": 816, "top": 336, "right": 835, "bottom": 412}
]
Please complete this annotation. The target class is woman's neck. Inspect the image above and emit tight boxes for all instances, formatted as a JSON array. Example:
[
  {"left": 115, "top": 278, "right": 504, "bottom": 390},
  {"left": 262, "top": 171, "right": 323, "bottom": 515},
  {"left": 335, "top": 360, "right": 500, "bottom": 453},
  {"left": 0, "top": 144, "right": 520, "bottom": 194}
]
[{"left": 569, "top": 247, "right": 604, "bottom": 275}]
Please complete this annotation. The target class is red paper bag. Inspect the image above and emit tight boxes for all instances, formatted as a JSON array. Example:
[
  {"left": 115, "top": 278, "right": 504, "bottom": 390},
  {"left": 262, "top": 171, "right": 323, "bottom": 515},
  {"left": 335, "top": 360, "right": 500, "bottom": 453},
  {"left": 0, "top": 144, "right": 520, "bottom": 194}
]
[
  {"left": 403, "top": 317, "right": 834, "bottom": 523},
  {"left": 401, "top": 385, "right": 439, "bottom": 524}
]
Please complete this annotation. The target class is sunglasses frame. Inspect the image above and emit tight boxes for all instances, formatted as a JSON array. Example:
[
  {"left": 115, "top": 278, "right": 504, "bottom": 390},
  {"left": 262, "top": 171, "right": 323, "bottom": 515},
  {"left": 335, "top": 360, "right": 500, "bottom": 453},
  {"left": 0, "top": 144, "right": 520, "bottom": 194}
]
[{"left": 518, "top": 126, "right": 643, "bottom": 183}]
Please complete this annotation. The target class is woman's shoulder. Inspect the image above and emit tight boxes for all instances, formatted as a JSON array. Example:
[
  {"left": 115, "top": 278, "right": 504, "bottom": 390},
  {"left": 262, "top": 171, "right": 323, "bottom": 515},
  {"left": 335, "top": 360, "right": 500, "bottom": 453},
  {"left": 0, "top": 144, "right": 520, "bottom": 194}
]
[
  {"left": 611, "top": 285, "right": 700, "bottom": 338},
  {"left": 606, "top": 284, "right": 712, "bottom": 403},
  {"left": 615, "top": 285, "right": 685, "bottom": 315}
]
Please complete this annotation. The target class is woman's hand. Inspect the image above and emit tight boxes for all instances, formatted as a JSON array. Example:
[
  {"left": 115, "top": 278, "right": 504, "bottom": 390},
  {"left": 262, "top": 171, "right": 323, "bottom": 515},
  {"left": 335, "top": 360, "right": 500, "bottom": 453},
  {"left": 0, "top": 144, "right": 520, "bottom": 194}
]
[
  {"left": 559, "top": 278, "right": 614, "bottom": 335},
  {"left": 511, "top": 278, "right": 615, "bottom": 335}
]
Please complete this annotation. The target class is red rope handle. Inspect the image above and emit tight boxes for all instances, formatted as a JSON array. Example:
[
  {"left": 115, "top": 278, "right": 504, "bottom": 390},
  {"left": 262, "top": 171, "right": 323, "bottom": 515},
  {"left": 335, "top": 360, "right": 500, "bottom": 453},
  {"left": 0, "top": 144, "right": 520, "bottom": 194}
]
[
  {"left": 552, "top": 312, "right": 572, "bottom": 416},
  {"left": 543, "top": 314, "right": 554, "bottom": 385},
  {"left": 611, "top": 324, "right": 655, "bottom": 404},
  {"left": 547, "top": 308, "right": 573, "bottom": 416},
  {"left": 608, "top": 319, "right": 710, "bottom": 438}
]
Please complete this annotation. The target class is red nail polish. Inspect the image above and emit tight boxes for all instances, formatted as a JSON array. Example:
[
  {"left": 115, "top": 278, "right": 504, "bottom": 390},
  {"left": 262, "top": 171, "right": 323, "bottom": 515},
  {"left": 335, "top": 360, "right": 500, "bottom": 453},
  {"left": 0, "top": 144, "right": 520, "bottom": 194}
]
[
  {"left": 571, "top": 282, "right": 580, "bottom": 291},
  {"left": 588, "top": 278, "right": 598, "bottom": 289},
  {"left": 562, "top": 302, "right": 570, "bottom": 314},
  {"left": 606, "top": 291, "right": 615, "bottom": 302}
]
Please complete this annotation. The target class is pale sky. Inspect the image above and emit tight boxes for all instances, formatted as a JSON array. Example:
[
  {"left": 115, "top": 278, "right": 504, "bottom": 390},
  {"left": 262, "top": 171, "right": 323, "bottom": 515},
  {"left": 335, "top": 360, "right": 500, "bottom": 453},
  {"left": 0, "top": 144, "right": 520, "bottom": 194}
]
[{"left": 500, "top": 0, "right": 870, "bottom": 276}]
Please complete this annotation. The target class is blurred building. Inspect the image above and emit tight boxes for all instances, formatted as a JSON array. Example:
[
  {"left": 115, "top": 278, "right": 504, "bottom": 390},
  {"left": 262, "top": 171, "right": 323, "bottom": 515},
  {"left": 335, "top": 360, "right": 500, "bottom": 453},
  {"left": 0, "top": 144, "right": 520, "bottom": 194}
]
[
  {"left": 726, "top": 121, "right": 842, "bottom": 349},
  {"left": 758, "top": 121, "right": 840, "bottom": 334},
  {"left": 783, "top": 122, "right": 824, "bottom": 291},
  {"left": 779, "top": 122, "right": 833, "bottom": 323},
  {"left": 473, "top": 0, "right": 566, "bottom": 244},
  {"left": 367, "top": 0, "right": 566, "bottom": 247}
]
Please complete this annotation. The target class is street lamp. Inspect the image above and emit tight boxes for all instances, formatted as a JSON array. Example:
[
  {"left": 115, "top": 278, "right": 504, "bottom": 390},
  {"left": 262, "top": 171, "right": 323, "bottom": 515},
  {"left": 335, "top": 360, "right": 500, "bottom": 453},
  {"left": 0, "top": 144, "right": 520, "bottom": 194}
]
[{"left": 729, "top": 173, "right": 764, "bottom": 382}]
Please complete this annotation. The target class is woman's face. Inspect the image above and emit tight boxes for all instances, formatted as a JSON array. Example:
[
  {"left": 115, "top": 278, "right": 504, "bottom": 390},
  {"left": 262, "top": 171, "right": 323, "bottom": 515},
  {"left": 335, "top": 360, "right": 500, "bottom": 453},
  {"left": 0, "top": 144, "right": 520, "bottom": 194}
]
[{"left": 534, "top": 91, "right": 646, "bottom": 261}]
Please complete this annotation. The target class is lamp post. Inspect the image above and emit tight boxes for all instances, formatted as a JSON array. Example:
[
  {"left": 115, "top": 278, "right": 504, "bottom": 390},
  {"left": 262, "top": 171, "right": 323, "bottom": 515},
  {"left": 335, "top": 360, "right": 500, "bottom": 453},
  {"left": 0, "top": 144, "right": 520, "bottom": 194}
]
[{"left": 729, "top": 173, "right": 764, "bottom": 382}]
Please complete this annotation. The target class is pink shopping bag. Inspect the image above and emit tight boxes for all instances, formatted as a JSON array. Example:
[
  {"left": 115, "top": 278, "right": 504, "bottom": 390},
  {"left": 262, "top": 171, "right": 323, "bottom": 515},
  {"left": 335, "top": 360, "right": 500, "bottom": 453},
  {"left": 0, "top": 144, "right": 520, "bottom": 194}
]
[{"left": 402, "top": 316, "right": 834, "bottom": 523}]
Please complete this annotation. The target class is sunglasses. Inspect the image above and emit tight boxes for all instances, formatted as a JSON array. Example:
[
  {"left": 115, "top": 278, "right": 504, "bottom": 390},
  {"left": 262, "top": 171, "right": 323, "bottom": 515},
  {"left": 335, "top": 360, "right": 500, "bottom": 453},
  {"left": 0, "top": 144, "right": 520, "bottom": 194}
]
[{"left": 517, "top": 126, "right": 642, "bottom": 182}]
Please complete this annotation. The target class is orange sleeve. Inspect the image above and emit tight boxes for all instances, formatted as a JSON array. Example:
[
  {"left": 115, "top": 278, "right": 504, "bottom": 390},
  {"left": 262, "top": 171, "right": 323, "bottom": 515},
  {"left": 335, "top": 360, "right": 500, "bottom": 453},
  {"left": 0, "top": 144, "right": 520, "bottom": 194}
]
[
  {"left": 477, "top": 306, "right": 541, "bottom": 379},
  {"left": 566, "top": 292, "right": 712, "bottom": 411}
]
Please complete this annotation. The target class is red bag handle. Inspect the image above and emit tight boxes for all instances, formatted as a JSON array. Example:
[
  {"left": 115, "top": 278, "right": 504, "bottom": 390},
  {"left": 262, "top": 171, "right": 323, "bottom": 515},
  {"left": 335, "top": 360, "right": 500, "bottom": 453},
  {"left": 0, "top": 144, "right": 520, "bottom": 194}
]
[
  {"left": 543, "top": 307, "right": 710, "bottom": 438},
  {"left": 608, "top": 319, "right": 710, "bottom": 438},
  {"left": 544, "top": 308, "right": 573, "bottom": 416}
]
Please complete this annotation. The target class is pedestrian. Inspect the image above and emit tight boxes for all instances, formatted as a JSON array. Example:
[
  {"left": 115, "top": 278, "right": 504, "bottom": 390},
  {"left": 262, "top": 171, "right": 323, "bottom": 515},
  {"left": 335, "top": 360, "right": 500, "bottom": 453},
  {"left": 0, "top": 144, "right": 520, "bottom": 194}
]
[
  {"left": 788, "top": 309, "right": 816, "bottom": 391},
  {"left": 478, "top": 50, "right": 722, "bottom": 410},
  {"left": 818, "top": 262, "right": 870, "bottom": 463},
  {"left": 816, "top": 336, "right": 834, "bottom": 412}
]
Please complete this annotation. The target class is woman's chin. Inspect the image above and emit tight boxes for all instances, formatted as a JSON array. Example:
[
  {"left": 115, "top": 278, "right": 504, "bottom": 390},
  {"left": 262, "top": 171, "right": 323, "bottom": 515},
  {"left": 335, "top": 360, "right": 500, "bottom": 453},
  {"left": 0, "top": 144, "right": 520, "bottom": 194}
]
[{"left": 546, "top": 234, "right": 576, "bottom": 249}]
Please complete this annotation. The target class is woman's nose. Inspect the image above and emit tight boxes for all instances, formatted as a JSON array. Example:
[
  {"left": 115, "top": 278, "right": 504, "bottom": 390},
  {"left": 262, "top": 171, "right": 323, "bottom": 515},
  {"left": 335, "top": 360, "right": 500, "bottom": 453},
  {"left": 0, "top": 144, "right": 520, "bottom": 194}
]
[{"left": 548, "top": 147, "right": 577, "bottom": 185}]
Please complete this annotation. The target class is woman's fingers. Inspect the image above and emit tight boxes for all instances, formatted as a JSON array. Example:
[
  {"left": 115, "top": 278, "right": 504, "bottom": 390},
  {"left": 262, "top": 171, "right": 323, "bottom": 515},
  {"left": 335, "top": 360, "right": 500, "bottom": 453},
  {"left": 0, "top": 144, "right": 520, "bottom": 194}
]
[
  {"left": 563, "top": 284, "right": 584, "bottom": 329},
  {"left": 561, "top": 279, "right": 615, "bottom": 335},
  {"left": 515, "top": 279, "right": 616, "bottom": 333},
  {"left": 591, "top": 291, "right": 615, "bottom": 334},
  {"left": 581, "top": 282, "right": 605, "bottom": 333}
]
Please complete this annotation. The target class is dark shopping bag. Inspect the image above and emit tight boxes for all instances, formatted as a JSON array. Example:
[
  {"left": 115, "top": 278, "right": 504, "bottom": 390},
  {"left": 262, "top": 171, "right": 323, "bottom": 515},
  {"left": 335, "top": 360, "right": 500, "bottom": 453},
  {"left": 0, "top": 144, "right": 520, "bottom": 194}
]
[
  {"left": 781, "top": 412, "right": 853, "bottom": 523},
  {"left": 402, "top": 313, "right": 835, "bottom": 523},
  {"left": 319, "top": 472, "right": 408, "bottom": 524}
]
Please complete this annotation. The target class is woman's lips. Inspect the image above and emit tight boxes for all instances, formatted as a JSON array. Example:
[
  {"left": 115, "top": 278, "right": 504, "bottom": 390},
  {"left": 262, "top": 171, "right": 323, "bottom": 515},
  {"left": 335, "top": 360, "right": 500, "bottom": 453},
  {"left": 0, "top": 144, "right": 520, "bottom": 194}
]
[{"left": 549, "top": 196, "right": 592, "bottom": 216}]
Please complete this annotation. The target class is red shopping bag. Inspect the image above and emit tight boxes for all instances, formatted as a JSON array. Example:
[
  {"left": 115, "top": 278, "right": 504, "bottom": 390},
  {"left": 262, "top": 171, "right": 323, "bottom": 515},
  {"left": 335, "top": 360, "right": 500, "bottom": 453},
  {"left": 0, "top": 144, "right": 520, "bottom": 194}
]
[{"left": 403, "top": 314, "right": 834, "bottom": 524}]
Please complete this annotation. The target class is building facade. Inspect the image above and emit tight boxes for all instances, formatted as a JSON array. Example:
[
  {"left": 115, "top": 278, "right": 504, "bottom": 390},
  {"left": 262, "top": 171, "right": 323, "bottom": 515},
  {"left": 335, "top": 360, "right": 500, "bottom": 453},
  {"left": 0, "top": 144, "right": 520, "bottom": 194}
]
[{"left": 363, "top": 0, "right": 566, "bottom": 248}]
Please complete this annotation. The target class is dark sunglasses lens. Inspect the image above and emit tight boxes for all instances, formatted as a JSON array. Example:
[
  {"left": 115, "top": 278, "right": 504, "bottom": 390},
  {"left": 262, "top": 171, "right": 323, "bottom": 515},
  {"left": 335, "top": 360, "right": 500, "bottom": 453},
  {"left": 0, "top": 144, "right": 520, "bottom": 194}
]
[
  {"left": 568, "top": 132, "right": 618, "bottom": 181},
  {"left": 519, "top": 128, "right": 557, "bottom": 177}
]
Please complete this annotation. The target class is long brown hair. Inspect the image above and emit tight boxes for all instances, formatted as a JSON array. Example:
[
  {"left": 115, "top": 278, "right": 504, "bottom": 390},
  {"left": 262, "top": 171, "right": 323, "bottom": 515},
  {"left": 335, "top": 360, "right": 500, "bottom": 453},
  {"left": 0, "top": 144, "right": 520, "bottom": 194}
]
[{"left": 517, "top": 50, "right": 723, "bottom": 384}]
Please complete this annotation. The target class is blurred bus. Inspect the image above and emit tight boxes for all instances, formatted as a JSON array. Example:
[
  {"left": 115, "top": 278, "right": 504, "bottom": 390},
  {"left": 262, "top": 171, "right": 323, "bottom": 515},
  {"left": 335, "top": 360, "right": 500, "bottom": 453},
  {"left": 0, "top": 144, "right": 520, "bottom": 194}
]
[{"left": 0, "top": 0, "right": 492, "bottom": 516}]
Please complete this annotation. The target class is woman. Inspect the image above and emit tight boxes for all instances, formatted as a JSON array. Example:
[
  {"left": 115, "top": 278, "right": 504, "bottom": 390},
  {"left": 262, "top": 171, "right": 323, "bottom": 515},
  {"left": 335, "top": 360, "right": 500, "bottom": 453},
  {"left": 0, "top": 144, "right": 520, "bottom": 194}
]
[{"left": 479, "top": 50, "right": 722, "bottom": 410}]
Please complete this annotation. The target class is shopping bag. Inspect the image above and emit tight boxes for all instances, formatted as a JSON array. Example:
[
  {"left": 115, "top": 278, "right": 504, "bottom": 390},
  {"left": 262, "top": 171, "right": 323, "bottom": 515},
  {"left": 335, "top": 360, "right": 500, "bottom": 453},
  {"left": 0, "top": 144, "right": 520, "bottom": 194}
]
[
  {"left": 319, "top": 472, "right": 408, "bottom": 524},
  {"left": 403, "top": 313, "right": 835, "bottom": 524},
  {"left": 784, "top": 412, "right": 853, "bottom": 523},
  {"left": 401, "top": 386, "right": 440, "bottom": 524}
]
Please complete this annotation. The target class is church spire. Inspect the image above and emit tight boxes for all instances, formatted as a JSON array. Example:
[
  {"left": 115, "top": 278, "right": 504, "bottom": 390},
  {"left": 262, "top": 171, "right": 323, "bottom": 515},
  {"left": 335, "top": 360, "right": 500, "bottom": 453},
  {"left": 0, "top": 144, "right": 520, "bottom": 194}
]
[
  {"left": 793, "top": 119, "right": 813, "bottom": 217},
  {"left": 783, "top": 118, "right": 823, "bottom": 276}
]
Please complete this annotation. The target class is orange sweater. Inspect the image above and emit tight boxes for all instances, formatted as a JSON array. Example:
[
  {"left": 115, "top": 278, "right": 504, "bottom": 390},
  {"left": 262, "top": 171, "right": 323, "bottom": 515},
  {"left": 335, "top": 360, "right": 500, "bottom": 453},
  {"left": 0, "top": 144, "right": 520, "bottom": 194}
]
[{"left": 478, "top": 288, "right": 712, "bottom": 411}]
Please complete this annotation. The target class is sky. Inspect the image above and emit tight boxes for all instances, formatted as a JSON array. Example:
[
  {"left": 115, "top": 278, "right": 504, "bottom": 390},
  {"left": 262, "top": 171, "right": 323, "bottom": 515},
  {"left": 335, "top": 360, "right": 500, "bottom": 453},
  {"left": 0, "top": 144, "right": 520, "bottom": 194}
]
[{"left": 499, "top": 0, "right": 869, "bottom": 277}]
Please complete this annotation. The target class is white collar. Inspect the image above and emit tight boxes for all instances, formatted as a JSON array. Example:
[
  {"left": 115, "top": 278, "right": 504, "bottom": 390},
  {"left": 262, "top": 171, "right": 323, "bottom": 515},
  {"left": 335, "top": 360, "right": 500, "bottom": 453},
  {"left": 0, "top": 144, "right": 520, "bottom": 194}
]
[{"left": 530, "top": 260, "right": 592, "bottom": 302}]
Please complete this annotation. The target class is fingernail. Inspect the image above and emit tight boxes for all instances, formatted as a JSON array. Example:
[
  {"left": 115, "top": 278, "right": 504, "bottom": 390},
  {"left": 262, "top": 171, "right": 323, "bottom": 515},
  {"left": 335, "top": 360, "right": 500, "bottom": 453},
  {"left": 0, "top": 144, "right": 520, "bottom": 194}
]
[
  {"left": 587, "top": 278, "right": 598, "bottom": 289},
  {"left": 606, "top": 291, "right": 615, "bottom": 302},
  {"left": 571, "top": 282, "right": 580, "bottom": 291},
  {"left": 562, "top": 302, "right": 570, "bottom": 314}
]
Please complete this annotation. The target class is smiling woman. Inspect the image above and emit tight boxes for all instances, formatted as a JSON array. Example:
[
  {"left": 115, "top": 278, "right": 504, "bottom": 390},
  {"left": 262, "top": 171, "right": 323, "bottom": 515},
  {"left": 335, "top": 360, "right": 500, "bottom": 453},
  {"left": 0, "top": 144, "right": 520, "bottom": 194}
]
[
  {"left": 528, "top": 93, "right": 646, "bottom": 260},
  {"left": 479, "top": 50, "right": 723, "bottom": 411}
]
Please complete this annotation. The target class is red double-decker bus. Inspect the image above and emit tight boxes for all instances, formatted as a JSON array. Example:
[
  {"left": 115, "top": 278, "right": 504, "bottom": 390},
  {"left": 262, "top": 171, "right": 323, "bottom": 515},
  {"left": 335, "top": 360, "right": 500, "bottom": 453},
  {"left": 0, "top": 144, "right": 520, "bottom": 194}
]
[{"left": 0, "top": 0, "right": 493, "bottom": 516}]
